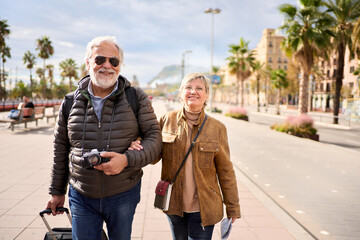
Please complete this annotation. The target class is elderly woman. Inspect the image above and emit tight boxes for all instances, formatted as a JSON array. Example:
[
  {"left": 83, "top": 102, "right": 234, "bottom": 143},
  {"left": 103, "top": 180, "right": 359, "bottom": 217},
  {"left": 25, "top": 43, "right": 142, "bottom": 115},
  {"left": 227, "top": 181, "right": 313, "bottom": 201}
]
[{"left": 131, "top": 73, "right": 240, "bottom": 240}]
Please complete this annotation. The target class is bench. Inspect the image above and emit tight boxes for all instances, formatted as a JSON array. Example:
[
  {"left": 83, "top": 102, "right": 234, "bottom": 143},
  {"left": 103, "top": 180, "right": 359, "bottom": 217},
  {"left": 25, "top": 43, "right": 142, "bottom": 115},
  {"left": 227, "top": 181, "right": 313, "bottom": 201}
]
[
  {"left": 0, "top": 106, "right": 45, "bottom": 131},
  {"left": 34, "top": 106, "right": 46, "bottom": 126},
  {"left": 46, "top": 105, "right": 61, "bottom": 123}
]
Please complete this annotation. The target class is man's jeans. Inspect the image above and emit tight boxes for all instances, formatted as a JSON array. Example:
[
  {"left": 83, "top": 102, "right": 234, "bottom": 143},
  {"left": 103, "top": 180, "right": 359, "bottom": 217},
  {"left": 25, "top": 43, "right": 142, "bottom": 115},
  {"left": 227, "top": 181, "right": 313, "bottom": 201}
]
[
  {"left": 167, "top": 212, "right": 214, "bottom": 240},
  {"left": 68, "top": 181, "right": 141, "bottom": 240}
]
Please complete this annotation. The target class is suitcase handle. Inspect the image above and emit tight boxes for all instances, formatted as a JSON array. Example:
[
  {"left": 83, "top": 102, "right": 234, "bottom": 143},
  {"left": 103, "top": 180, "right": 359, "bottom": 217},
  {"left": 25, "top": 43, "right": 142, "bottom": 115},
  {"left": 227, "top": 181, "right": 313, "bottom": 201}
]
[
  {"left": 39, "top": 207, "right": 69, "bottom": 217},
  {"left": 39, "top": 207, "right": 72, "bottom": 240}
]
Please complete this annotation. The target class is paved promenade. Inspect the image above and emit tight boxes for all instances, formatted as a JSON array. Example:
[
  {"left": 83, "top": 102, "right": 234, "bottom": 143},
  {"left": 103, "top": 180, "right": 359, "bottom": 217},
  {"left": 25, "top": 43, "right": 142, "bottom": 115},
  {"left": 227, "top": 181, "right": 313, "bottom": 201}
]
[{"left": 0, "top": 101, "right": 310, "bottom": 240}]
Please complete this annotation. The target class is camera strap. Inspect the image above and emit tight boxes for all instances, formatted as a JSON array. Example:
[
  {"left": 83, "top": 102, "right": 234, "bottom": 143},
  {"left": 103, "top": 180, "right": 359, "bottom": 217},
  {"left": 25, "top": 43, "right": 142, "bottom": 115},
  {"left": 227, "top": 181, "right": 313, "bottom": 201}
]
[{"left": 81, "top": 99, "right": 117, "bottom": 156}]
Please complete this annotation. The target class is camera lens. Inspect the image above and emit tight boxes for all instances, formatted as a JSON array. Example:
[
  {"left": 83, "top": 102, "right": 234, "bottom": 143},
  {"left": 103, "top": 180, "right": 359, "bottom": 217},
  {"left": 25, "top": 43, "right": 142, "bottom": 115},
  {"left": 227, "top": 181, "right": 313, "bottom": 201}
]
[{"left": 88, "top": 155, "right": 101, "bottom": 166}]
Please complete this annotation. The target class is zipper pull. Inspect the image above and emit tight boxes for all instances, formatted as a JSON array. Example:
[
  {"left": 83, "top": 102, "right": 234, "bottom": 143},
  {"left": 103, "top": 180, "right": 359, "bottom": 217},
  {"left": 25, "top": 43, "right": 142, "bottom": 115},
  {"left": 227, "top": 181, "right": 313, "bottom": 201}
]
[{"left": 98, "top": 122, "right": 101, "bottom": 128}]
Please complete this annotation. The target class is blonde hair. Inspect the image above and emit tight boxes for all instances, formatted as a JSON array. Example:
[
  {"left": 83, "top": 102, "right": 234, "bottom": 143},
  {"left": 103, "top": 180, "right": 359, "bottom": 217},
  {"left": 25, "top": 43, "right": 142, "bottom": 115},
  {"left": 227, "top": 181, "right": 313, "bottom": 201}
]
[{"left": 179, "top": 73, "right": 210, "bottom": 94}]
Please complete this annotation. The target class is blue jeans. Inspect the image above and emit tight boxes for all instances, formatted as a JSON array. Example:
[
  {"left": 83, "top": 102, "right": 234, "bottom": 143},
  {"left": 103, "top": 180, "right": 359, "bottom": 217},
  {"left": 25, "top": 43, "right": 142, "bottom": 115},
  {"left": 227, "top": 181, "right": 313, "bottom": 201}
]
[
  {"left": 167, "top": 212, "right": 214, "bottom": 240},
  {"left": 68, "top": 181, "right": 141, "bottom": 240}
]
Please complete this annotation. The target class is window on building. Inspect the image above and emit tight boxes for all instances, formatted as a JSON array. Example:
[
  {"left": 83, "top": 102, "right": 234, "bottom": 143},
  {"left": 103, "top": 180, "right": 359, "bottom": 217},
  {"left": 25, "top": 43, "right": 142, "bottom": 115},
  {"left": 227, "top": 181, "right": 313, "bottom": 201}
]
[
  {"left": 326, "top": 83, "right": 330, "bottom": 92},
  {"left": 269, "top": 48, "right": 272, "bottom": 54},
  {"left": 350, "top": 66, "right": 355, "bottom": 73},
  {"left": 327, "top": 70, "right": 330, "bottom": 78},
  {"left": 278, "top": 65, "right": 281, "bottom": 69},
  {"left": 333, "top": 58, "right": 337, "bottom": 65},
  {"left": 269, "top": 41, "right": 273, "bottom": 47},
  {"left": 322, "top": 61, "right": 324, "bottom": 67},
  {"left": 333, "top": 69, "right": 337, "bottom": 78},
  {"left": 284, "top": 65, "right": 287, "bottom": 70},
  {"left": 349, "top": 82, "right": 354, "bottom": 88},
  {"left": 278, "top": 57, "right": 281, "bottom": 63},
  {"left": 268, "top": 57, "right": 272, "bottom": 63},
  {"left": 284, "top": 58, "right": 287, "bottom": 63},
  {"left": 320, "top": 83, "right": 324, "bottom": 91}
]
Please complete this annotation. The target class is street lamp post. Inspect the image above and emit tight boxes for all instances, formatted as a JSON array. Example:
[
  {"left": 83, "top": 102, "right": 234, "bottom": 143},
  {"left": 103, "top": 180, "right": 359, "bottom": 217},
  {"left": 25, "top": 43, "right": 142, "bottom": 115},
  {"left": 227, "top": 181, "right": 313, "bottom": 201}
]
[
  {"left": 204, "top": 7, "right": 221, "bottom": 112},
  {"left": 181, "top": 50, "right": 192, "bottom": 81}
]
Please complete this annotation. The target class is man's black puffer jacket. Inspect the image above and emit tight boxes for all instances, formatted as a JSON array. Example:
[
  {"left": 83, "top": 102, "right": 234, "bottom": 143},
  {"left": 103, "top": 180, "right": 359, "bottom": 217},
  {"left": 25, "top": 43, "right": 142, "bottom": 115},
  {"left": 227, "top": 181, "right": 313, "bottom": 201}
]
[{"left": 49, "top": 75, "right": 162, "bottom": 198}]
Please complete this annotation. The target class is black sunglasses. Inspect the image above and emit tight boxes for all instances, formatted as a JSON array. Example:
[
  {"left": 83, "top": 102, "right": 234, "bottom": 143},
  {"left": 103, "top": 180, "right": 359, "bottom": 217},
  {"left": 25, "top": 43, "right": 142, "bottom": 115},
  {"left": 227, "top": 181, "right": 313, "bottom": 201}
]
[{"left": 94, "top": 55, "right": 120, "bottom": 67}]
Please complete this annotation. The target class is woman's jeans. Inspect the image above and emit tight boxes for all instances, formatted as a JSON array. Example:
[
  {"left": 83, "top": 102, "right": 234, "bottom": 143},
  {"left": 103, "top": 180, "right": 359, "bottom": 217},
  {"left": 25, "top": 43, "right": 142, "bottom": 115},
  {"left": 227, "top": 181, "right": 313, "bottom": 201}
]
[
  {"left": 68, "top": 181, "right": 141, "bottom": 240},
  {"left": 167, "top": 212, "right": 214, "bottom": 240}
]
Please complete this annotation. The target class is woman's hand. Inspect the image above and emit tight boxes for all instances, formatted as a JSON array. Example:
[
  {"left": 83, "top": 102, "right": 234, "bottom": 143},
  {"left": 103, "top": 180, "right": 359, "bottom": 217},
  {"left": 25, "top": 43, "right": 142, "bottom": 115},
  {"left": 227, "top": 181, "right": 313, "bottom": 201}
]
[{"left": 128, "top": 140, "right": 143, "bottom": 151}]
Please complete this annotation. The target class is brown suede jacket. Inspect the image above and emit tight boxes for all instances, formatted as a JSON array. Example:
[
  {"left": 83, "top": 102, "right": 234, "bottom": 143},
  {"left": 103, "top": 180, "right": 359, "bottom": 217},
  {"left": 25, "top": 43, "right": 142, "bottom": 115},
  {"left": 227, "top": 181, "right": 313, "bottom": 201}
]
[{"left": 154, "top": 107, "right": 241, "bottom": 226}]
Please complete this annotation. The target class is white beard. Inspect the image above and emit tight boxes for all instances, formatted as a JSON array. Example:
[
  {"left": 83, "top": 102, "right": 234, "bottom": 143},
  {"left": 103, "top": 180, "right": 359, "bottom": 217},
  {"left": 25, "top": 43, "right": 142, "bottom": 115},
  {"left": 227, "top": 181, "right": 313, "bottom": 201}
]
[{"left": 90, "top": 67, "right": 119, "bottom": 89}]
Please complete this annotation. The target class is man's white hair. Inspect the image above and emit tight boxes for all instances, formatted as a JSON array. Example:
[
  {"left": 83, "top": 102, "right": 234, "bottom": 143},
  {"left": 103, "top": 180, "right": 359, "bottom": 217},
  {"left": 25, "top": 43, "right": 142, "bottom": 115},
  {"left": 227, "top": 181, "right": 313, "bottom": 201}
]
[{"left": 84, "top": 36, "right": 124, "bottom": 64}]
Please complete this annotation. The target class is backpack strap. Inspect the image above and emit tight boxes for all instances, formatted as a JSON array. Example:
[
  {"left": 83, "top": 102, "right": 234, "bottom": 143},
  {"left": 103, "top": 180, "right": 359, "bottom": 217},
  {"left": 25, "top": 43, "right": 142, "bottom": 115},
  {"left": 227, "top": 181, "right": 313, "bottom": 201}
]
[
  {"left": 125, "top": 87, "right": 139, "bottom": 120},
  {"left": 63, "top": 91, "right": 75, "bottom": 123}
]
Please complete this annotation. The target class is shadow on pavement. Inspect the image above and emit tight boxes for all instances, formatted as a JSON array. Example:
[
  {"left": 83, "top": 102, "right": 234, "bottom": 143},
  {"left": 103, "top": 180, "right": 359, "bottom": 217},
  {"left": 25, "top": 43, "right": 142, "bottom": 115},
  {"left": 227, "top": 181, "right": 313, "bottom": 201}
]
[{"left": 12, "top": 126, "right": 55, "bottom": 136}]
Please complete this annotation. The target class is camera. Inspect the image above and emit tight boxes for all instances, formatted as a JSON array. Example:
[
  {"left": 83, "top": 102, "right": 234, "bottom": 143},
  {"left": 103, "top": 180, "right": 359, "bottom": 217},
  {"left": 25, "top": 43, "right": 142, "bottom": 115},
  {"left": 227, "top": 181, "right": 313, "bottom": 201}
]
[{"left": 82, "top": 149, "right": 110, "bottom": 168}]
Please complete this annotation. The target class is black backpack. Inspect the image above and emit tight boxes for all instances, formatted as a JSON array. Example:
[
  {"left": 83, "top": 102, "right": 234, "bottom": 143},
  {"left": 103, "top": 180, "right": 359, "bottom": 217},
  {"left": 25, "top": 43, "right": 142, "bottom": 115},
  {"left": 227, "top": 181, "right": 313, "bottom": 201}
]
[{"left": 63, "top": 87, "right": 139, "bottom": 122}]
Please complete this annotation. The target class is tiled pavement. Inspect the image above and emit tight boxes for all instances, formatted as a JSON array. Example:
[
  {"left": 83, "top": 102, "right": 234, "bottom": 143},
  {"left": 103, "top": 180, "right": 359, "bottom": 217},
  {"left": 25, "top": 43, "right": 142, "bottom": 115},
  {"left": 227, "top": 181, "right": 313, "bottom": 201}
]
[{"left": 0, "top": 102, "right": 307, "bottom": 240}]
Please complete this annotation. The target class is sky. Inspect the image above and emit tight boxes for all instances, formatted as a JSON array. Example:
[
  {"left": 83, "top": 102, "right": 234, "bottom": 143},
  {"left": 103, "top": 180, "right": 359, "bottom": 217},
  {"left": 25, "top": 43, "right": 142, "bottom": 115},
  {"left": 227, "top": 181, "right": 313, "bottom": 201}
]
[{"left": 0, "top": 0, "right": 298, "bottom": 87}]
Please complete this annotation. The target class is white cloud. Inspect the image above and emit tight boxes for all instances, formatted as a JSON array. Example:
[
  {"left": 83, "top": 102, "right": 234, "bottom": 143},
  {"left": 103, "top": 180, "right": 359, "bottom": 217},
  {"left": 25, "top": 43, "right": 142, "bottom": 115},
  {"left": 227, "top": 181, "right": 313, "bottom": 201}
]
[
  {"left": 58, "top": 41, "right": 75, "bottom": 48},
  {"left": 1, "top": 0, "right": 298, "bottom": 86}
]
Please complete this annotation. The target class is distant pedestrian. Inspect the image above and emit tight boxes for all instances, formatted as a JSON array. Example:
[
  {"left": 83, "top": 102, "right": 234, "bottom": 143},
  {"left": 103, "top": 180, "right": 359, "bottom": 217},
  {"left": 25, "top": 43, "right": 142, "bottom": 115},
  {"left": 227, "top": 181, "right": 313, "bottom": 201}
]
[{"left": 130, "top": 73, "right": 240, "bottom": 240}]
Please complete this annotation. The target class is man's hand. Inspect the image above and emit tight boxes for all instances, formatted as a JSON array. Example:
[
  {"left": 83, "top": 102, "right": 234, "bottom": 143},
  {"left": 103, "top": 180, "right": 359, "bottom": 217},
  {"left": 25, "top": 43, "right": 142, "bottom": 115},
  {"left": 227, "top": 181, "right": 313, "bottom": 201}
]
[
  {"left": 46, "top": 195, "right": 65, "bottom": 215},
  {"left": 94, "top": 152, "right": 128, "bottom": 175}
]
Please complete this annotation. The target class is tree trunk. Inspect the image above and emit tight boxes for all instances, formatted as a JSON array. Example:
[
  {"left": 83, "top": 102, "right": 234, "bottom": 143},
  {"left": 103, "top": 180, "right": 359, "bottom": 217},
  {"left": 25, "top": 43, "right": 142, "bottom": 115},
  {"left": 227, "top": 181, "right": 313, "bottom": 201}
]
[
  {"left": 43, "top": 59, "right": 46, "bottom": 99},
  {"left": 265, "top": 78, "right": 269, "bottom": 113},
  {"left": 30, "top": 68, "right": 33, "bottom": 94},
  {"left": 240, "top": 78, "right": 244, "bottom": 107},
  {"left": 0, "top": 58, "right": 2, "bottom": 100},
  {"left": 257, "top": 76, "right": 260, "bottom": 112},
  {"left": 298, "top": 70, "right": 309, "bottom": 114},
  {"left": 235, "top": 72, "right": 240, "bottom": 105},
  {"left": 69, "top": 76, "right": 72, "bottom": 92},
  {"left": 276, "top": 88, "right": 281, "bottom": 115},
  {"left": 333, "top": 40, "right": 345, "bottom": 124},
  {"left": 2, "top": 61, "right": 5, "bottom": 100}
]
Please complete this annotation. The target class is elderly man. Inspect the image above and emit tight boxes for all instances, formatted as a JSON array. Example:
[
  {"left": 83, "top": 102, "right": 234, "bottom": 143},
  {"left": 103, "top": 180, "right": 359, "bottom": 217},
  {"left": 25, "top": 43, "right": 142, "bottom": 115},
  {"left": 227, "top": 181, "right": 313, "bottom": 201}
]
[{"left": 46, "top": 36, "right": 162, "bottom": 240}]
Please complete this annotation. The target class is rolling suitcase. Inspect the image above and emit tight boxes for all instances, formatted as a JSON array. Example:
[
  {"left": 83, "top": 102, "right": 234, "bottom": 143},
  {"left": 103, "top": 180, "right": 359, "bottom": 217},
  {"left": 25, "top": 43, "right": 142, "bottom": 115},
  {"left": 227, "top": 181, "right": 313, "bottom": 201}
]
[{"left": 40, "top": 207, "right": 108, "bottom": 240}]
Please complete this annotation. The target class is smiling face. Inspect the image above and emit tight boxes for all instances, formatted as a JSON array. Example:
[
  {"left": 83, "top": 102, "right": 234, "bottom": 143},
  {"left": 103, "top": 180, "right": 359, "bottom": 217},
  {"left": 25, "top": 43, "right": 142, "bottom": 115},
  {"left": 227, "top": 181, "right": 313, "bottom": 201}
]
[
  {"left": 86, "top": 41, "right": 120, "bottom": 90},
  {"left": 180, "top": 77, "right": 209, "bottom": 112}
]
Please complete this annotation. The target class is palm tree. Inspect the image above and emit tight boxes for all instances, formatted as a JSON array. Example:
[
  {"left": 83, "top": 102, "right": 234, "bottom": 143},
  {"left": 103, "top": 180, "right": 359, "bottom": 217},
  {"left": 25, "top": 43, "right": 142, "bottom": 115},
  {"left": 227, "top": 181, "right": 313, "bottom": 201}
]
[
  {"left": 80, "top": 63, "right": 88, "bottom": 78},
  {"left": 279, "top": 0, "right": 333, "bottom": 114},
  {"left": 36, "top": 36, "right": 54, "bottom": 95},
  {"left": 46, "top": 64, "right": 54, "bottom": 88},
  {"left": 0, "top": 45, "right": 11, "bottom": 99},
  {"left": 0, "top": 19, "right": 10, "bottom": 97},
  {"left": 227, "top": 37, "right": 255, "bottom": 107},
  {"left": 36, "top": 67, "right": 45, "bottom": 97},
  {"left": 0, "top": 19, "right": 10, "bottom": 46},
  {"left": 353, "top": 18, "right": 360, "bottom": 52},
  {"left": 59, "top": 58, "right": 78, "bottom": 92},
  {"left": 23, "top": 50, "right": 36, "bottom": 93},
  {"left": 251, "top": 61, "right": 266, "bottom": 112},
  {"left": 36, "top": 36, "right": 54, "bottom": 69},
  {"left": 271, "top": 69, "right": 289, "bottom": 115},
  {"left": 323, "top": 0, "right": 360, "bottom": 124}
]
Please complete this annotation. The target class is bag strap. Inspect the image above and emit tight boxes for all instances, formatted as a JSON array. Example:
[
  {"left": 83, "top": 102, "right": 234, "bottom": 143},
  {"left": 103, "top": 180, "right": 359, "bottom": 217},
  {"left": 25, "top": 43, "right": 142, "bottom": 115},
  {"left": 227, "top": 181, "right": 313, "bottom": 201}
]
[{"left": 170, "top": 114, "right": 208, "bottom": 184}]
